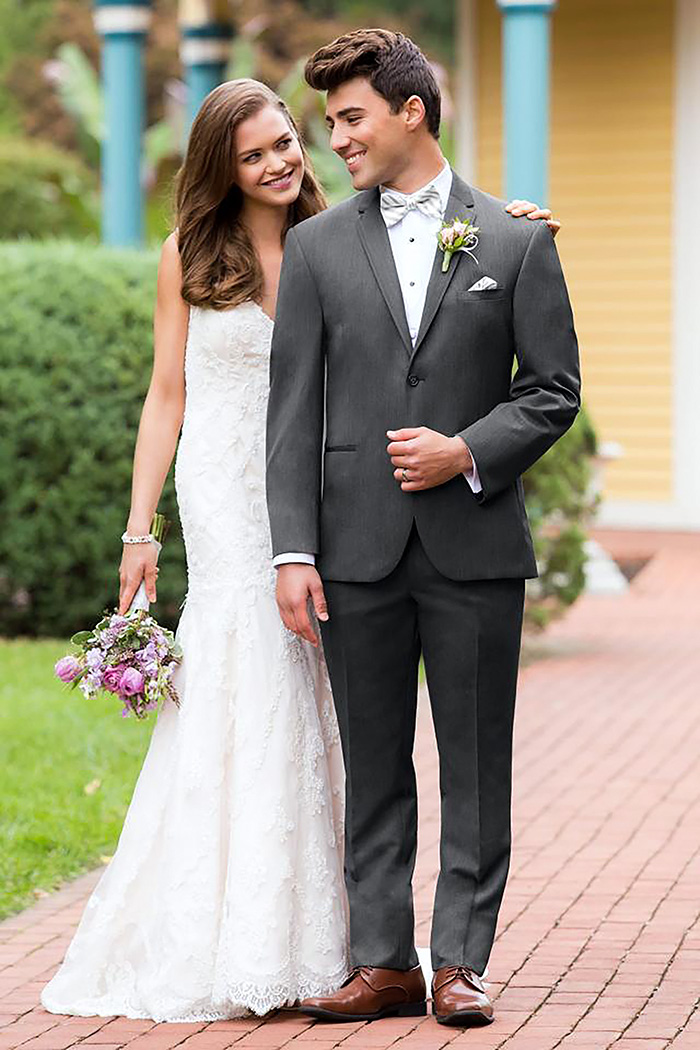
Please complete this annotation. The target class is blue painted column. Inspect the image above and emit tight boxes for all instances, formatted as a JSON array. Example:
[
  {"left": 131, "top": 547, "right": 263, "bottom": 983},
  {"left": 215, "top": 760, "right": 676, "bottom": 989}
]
[
  {"left": 497, "top": 0, "right": 556, "bottom": 206},
  {"left": 94, "top": 0, "right": 152, "bottom": 246},
  {"left": 179, "top": 2, "right": 234, "bottom": 133}
]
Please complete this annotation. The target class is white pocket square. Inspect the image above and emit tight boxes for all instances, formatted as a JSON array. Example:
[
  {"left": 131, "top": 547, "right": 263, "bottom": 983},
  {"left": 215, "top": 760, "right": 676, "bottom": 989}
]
[{"left": 467, "top": 276, "right": 499, "bottom": 291}]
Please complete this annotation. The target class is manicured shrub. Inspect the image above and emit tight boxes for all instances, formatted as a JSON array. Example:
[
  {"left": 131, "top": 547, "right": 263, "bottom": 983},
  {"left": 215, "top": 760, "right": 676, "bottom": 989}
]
[
  {"left": 523, "top": 405, "right": 598, "bottom": 628},
  {"left": 0, "top": 241, "right": 185, "bottom": 636},
  {"left": 0, "top": 137, "right": 99, "bottom": 240},
  {"left": 0, "top": 240, "right": 596, "bottom": 637}
]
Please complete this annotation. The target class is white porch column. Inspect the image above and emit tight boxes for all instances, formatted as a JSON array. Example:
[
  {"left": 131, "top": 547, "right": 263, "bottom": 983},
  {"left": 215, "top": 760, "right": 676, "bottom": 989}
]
[{"left": 672, "top": 0, "right": 700, "bottom": 528}]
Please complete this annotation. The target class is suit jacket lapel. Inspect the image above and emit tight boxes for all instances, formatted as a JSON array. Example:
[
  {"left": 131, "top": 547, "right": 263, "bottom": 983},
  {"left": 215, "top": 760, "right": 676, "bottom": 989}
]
[
  {"left": 410, "top": 171, "right": 478, "bottom": 365},
  {"left": 356, "top": 189, "right": 413, "bottom": 355}
]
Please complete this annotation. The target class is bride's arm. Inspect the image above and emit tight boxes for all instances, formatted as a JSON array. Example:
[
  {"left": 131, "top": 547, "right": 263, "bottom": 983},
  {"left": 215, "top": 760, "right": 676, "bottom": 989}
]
[{"left": 118, "top": 232, "right": 189, "bottom": 614}]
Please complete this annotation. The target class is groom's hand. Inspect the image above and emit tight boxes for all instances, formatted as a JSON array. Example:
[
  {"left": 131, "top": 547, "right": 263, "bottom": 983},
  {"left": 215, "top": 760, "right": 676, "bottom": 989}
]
[
  {"left": 387, "top": 427, "right": 472, "bottom": 491},
  {"left": 275, "top": 564, "right": 328, "bottom": 647}
]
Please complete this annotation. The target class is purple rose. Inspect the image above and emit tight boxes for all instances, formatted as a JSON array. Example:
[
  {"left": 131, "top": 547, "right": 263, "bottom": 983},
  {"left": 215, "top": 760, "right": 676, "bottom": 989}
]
[
  {"left": 120, "top": 667, "right": 144, "bottom": 696},
  {"left": 103, "top": 663, "right": 127, "bottom": 692},
  {"left": 55, "top": 655, "right": 81, "bottom": 683}
]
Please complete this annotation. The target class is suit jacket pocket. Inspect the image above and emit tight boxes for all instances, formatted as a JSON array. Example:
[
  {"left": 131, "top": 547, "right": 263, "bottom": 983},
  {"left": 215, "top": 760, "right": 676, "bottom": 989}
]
[
  {"left": 325, "top": 444, "right": 358, "bottom": 453},
  {"left": 457, "top": 289, "right": 507, "bottom": 302}
]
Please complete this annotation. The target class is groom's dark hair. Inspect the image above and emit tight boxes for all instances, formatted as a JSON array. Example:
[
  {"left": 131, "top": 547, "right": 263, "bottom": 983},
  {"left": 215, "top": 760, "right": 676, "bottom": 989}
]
[{"left": 304, "top": 29, "right": 441, "bottom": 140}]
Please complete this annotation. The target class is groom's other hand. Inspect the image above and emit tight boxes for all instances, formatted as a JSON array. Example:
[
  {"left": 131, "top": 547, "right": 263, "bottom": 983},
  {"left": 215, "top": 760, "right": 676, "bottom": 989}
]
[
  {"left": 387, "top": 427, "right": 472, "bottom": 491},
  {"left": 276, "top": 565, "right": 329, "bottom": 647}
]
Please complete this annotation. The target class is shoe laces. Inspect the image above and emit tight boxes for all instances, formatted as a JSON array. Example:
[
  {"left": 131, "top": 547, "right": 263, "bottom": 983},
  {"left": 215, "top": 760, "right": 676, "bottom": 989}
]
[
  {"left": 343, "top": 965, "right": 373, "bottom": 986},
  {"left": 443, "top": 965, "right": 484, "bottom": 990}
]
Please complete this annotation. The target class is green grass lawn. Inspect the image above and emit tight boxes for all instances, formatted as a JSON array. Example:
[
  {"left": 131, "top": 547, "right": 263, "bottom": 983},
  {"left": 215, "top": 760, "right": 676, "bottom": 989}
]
[{"left": 0, "top": 639, "right": 153, "bottom": 920}]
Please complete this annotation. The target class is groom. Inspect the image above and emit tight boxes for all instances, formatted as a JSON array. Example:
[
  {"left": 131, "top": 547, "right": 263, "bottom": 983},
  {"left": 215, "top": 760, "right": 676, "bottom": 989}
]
[{"left": 266, "top": 29, "right": 580, "bottom": 1026}]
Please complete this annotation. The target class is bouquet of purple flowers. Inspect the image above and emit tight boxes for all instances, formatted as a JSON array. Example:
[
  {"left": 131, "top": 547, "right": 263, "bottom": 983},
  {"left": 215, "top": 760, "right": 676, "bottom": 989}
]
[
  {"left": 54, "top": 514, "right": 182, "bottom": 719},
  {"left": 55, "top": 610, "right": 183, "bottom": 719}
]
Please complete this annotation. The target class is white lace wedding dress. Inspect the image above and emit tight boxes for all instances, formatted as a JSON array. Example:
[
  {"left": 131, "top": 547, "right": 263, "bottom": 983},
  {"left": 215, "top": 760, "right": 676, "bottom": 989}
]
[{"left": 41, "top": 301, "right": 349, "bottom": 1022}]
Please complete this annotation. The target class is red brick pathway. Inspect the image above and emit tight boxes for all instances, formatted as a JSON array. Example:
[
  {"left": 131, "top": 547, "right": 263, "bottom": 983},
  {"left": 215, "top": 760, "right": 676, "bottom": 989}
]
[{"left": 2, "top": 530, "right": 699, "bottom": 1050}]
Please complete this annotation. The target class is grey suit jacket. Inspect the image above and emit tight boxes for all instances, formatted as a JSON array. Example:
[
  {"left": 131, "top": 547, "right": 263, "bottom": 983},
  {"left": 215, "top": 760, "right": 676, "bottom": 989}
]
[{"left": 266, "top": 170, "right": 581, "bottom": 583}]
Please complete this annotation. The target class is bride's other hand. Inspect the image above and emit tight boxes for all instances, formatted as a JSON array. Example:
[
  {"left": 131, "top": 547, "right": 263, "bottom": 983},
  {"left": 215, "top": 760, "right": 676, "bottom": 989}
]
[
  {"left": 505, "top": 199, "right": 561, "bottom": 238},
  {"left": 119, "top": 543, "right": 159, "bottom": 614},
  {"left": 275, "top": 564, "right": 328, "bottom": 647}
]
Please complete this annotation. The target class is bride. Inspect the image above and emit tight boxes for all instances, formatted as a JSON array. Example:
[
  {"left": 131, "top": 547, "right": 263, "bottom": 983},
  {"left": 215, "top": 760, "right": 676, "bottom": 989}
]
[{"left": 41, "top": 78, "right": 557, "bottom": 1023}]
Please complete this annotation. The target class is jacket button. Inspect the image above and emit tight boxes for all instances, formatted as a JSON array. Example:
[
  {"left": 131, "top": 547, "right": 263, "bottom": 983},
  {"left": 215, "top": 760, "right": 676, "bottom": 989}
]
[{"left": 408, "top": 374, "right": 420, "bottom": 387}]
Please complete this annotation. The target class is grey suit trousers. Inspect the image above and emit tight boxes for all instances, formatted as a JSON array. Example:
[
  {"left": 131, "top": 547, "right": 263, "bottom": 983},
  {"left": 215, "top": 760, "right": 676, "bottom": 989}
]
[{"left": 320, "top": 523, "right": 524, "bottom": 974}]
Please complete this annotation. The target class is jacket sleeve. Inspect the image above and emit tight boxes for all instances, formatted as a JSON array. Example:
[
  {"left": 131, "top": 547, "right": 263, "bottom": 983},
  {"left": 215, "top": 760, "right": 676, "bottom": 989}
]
[
  {"left": 266, "top": 227, "right": 325, "bottom": 557},
  {"left": 457, "top": 220, "right": 581, "bottom": 502}
]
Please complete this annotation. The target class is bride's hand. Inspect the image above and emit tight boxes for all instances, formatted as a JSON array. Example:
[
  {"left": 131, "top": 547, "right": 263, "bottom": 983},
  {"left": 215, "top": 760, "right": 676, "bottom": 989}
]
[
  {"left": 119, "top": 543, "right": 159, "bottom": 614},
  {"left": 505, "top": 199, "right": 561, "bottom": 238}
]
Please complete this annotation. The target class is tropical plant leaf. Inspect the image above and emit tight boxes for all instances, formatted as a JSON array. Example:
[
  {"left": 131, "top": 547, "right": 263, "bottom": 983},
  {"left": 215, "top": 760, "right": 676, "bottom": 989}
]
[{"left": 54, "top": 42, "right": 104, "bottom": 144}]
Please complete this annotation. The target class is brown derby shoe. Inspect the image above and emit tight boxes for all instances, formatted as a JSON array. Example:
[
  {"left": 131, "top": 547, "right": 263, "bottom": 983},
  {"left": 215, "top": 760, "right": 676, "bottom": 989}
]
[
  {"left": 299, "top": 964, "right": 427, "bottom": 1022},
  {"left": 432, "top": 965, "right": 494, "bottom": 1026}
]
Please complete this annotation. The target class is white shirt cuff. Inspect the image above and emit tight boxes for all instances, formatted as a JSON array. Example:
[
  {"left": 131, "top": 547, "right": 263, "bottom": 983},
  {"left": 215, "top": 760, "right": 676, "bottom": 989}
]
[
  {"left": 272, "top": 552, "right": 316, "bottom": 568},
  {"left": 463, "top": 453, "right": 482, "bottom": 494}
]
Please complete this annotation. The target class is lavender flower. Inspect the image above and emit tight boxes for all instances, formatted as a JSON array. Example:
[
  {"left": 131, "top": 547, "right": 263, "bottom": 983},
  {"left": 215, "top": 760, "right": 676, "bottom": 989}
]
[
  {"left": 135, "top": 642, "right": 158, "bottom": 673},
  {"left": 86, "top": 648, "right": 103, "bottom": 670},
  {"left": 79, "top": 679, "right": 93, "bottom": 699}
]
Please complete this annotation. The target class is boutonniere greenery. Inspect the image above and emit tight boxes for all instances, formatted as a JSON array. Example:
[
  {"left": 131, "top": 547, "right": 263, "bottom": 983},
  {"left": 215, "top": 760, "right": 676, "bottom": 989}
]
[{"left": 437, "top": 217, "right": 480, "bottom": 273}]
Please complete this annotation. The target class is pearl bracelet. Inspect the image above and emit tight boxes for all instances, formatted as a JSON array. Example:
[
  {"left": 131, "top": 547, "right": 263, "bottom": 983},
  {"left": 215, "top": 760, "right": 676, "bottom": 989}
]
[{"left": 121, "top": 532, "right": 156, "bottom": 545}]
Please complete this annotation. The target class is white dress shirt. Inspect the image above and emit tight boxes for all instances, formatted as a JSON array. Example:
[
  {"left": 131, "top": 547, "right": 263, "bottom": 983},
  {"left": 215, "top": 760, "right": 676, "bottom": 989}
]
[
  {"left": 384, "top": 158, "right": 453, "bottom": 346},
  {"left": 273, "top": 158, "right": 480, "bottom": 569}
]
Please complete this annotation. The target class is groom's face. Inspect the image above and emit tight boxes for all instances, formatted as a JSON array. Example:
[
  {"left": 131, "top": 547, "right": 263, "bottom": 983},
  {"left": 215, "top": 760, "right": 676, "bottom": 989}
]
[{"left": 325, "top": 77, "right": 411, "bottom": 191}]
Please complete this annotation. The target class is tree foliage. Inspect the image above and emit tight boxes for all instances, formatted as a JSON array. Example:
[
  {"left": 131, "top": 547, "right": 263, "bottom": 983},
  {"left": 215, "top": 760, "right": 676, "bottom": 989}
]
[{"left": 0, "top": 136, "right": 98, "bottom": 239}]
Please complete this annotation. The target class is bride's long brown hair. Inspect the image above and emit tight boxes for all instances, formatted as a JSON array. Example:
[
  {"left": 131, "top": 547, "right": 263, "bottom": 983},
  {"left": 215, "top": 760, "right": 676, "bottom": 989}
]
[{"left": 174, "top": 78, "right": 327, "bottom": 310}]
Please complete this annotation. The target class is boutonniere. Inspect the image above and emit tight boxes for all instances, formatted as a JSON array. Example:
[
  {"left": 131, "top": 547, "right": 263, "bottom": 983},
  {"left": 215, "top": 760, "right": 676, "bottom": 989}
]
[{"left": 437, "top": 217, "right": 480, "bottom": 273}]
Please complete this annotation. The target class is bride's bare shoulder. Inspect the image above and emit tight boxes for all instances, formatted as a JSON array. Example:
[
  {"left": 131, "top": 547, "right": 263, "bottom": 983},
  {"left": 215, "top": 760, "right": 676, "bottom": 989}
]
[
  {"left": 157, "top": 231, "right": 183, "bottom": 295},
  {"left": 161, "top": 229, "right": 180, "bottom": 261}
]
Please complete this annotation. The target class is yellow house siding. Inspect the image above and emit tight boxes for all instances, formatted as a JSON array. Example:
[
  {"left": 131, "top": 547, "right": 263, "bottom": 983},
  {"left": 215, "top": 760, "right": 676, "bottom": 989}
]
[{"left": 475, "top": 0, "right": 675, "bottom": 502}]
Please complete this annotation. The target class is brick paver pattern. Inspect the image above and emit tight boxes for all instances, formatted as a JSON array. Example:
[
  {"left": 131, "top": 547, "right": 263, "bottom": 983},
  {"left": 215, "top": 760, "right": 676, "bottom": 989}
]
[{"left": 1, "top": 531, "right": 698, "bottom": 1050}]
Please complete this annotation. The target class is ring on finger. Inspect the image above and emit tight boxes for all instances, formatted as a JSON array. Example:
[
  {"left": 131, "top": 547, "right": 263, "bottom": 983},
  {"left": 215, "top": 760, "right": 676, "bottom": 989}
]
[{"left": 402, "top": 468, "right": 410, "bottom": 483}]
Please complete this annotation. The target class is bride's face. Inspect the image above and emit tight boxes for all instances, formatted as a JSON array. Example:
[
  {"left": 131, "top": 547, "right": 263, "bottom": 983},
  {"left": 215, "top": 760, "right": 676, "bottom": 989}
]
[{"left": 234, "top": 105, "right": 305, "bottom": 208}]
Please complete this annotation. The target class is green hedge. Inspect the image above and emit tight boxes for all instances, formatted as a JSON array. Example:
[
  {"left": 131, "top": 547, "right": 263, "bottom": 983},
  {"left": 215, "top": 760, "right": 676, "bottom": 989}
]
[
  {"left": 523, "top": 406, "right": 597, "bottom": 628},
  {"left": 0, "top": 240, "right": 595, "bottom": 637},
  {"left": 0, "top": 241, "right": 185, "bottom": 636},
  {"left": 0, "top": 137, "right": 99, "bottom": 240}
]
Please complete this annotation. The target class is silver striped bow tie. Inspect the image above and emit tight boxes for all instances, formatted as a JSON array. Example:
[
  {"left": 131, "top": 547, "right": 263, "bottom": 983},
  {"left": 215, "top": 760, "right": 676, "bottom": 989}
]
[{"left": 379, "top": 184, "right": 443, "bottom": 227}]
